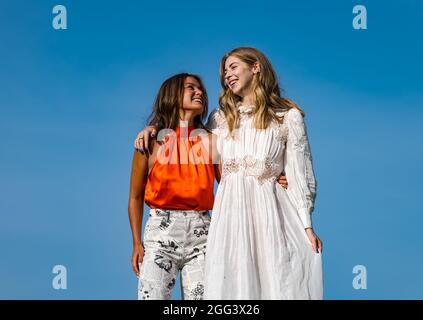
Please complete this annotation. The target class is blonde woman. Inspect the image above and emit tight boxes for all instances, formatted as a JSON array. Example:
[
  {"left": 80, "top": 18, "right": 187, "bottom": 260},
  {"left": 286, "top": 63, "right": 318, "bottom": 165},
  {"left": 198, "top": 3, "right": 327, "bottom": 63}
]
[{"left": 203, "top": 47, "right": 323, "bottom": 299}]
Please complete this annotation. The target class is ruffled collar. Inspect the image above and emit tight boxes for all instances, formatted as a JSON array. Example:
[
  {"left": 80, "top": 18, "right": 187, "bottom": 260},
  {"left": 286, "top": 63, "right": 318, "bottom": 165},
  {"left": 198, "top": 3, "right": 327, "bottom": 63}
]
[{"left": 237, "top": 105, "right": 255, "bottom": 114}]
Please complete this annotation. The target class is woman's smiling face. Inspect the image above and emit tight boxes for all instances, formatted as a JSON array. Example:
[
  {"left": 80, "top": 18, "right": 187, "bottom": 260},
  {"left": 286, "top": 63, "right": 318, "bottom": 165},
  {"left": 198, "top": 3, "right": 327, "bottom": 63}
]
[
  {"left": 224, "top": 55, "right": 255, "bottom": 98},
  {"left": 182, "top": 76, "right": 204, "bottom": 115}
]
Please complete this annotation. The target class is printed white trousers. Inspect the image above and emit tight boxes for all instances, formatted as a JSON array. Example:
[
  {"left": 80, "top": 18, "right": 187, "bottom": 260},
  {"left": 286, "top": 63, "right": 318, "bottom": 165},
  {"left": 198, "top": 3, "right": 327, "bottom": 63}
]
[{"left": 138, "top": 208, "right": 210, "bottom": 300}]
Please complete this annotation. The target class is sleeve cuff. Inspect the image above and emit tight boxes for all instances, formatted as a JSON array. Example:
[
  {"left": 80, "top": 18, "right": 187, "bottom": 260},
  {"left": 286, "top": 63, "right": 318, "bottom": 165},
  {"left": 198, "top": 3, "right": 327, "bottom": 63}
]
[{"left": 298, "top": 208, "right": 312, "bottom": 229}]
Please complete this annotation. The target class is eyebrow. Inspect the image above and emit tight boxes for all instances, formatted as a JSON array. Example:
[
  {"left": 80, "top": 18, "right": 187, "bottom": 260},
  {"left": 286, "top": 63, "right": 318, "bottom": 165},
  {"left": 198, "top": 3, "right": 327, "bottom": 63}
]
[
  {"left": 224, "top": 62, "right": 237, "bottom": 72},
  {"left": 184, "top": 82, "right": 200, "bottom": 88}
]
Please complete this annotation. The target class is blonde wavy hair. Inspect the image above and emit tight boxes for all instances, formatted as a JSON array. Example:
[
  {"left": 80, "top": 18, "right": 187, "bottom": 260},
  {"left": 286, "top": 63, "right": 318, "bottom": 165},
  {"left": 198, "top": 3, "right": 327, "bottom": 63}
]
[{"left": 219, "top": 47, "right": 305, "bottom": 133}]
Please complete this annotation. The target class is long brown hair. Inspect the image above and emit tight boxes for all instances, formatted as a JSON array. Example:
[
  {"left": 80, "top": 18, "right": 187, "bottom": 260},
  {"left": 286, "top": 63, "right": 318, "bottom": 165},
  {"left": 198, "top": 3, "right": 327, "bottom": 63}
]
[
  {"left": 147, "top": 73, "right": 209, "bottom": 132},
  {"left": 219, "top": 47, "right": 304, "bottom": 133}
]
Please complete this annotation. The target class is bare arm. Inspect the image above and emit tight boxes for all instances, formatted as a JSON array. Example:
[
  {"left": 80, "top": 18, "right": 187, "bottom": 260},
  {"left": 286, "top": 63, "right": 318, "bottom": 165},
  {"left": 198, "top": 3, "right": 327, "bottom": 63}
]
[
  {"left": 128, "top": 149, "right": 149, "bottom": 275},
  {"left": 214, "top": 162, "right": 221, "bottom": 183}
]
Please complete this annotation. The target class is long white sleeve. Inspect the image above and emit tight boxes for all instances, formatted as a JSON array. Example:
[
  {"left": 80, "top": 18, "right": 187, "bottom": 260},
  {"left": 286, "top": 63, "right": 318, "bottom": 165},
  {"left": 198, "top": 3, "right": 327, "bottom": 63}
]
[{"left": 283, "top": 108, "right": 317, "bottom": 229}]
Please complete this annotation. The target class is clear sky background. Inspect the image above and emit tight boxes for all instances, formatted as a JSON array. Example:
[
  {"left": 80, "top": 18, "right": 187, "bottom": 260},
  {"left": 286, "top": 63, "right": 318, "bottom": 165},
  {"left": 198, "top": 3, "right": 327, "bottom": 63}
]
[{"left": 0, "top": 0, "right": 422, "bottom": 299}]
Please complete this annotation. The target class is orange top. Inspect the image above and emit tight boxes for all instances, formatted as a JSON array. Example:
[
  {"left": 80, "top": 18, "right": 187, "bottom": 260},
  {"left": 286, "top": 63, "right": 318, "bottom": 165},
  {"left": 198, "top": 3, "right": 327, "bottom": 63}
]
[{"left": 144, "top": 125, "right": 215, "bottom": 210}]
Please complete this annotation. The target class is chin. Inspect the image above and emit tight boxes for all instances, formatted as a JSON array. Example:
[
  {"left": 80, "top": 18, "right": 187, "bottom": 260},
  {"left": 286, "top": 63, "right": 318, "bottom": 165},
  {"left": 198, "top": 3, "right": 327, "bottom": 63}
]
[
  {"left": 189, "top": 106, "right": 204, "bottom": 114},
  {"left": 187, "top": 104, "right": 203, "bottom": 109},
  {"left": 230, "top": 85, "right": 243, "bottom": 95},
  {"left": 232, "top": 89, "right": 242, "bottom": 96}
]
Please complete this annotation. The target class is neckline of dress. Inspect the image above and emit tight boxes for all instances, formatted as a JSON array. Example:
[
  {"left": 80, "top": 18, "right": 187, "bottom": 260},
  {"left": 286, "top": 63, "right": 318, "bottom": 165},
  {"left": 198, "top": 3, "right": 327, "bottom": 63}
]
[{"left": 237, "top": 105, "right": 255, "bottom": 114}]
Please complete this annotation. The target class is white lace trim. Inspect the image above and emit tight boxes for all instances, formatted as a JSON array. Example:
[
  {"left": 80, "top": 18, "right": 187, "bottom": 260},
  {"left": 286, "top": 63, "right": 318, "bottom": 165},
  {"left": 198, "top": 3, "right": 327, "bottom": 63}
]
[
  {"left": 208, "top": 108, "right": 290, "bottom": 147},
  {"left": 221, "top": 155, "right": 282, "bottom": 185},
  {"left": 237, "top": 105, "right": 254, "bottom": 114}
]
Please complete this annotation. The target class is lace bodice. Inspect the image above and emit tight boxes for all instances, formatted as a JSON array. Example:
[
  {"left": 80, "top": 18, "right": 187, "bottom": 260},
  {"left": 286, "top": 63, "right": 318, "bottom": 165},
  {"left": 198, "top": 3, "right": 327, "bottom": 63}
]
[{"left": 206, "top": 106, "right": 317, "bottom": 229}]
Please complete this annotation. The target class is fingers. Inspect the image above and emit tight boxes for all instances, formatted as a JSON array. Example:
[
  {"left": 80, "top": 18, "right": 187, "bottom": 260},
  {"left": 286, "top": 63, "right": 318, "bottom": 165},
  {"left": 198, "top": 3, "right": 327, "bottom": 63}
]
[
  {"left": 277, "top": 177, "right": 288, "bottom": 189},
  {"left": 277, "top": 173, "right": 288, "bottom": 189},
  {"left": 132, "top": 255, "right": 139, "bottom": 276},
  {"left": 307, "top": 233, "right": 318, "bottom": 254},
  {"left": 142, "top": 127, "right": 158, "bottom": 155},
  {"left": 279, "top": 175, "right": 287, "bottom": 182},
  {"left": 134, "top": 131, "right": 150, "bottom": 154},
  {"left": 134, "top": 133, "right": 141, "bottom": 151},
  {"left": 136, "top": 249, "right": 144, "bottom": 278},
  {"left": 305, "top": 229, "right": 322, "bottom": 254},
  {"left": 134, "top": 127, "right": 159, "bottom": 154},
  {"left": 312, "top": 239, "right": 317, "bottom": 253},
  {"left": 313, "top": 237, "right": 323, "bottom": 254},
  {"left": 317, "top": 238, "right": 323, "bottom": 253},
  {"left": 134, "top": 133, "right": 144, "bottom": 153}
]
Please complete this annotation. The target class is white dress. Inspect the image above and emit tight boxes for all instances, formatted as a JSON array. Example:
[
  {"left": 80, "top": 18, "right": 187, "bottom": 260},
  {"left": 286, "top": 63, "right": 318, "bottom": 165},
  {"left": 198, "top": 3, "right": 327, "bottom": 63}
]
[{"left": 203, "top": 106, "right": 323, "bottom": 300}]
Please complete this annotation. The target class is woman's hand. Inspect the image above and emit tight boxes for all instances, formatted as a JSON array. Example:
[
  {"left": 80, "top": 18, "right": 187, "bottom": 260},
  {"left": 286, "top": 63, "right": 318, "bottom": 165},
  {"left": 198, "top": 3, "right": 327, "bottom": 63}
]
[
  {"left": 134, "top": 126, "right": 158, "bottom": 154},
  {"left": 305, "top": 228, "right": 323, "bottom": 253},
  {"left": 277, "top": 173, "right": 288, "bottom": 189},
  {"left": 131, "top": 243, "right": 145, "bottom": 277}
]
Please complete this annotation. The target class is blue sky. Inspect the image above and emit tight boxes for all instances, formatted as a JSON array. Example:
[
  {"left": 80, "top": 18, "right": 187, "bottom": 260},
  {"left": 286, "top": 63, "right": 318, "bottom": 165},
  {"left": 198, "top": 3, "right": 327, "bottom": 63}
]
[{"left": 0, "top": 0, "right": 422, "bottom": 299}]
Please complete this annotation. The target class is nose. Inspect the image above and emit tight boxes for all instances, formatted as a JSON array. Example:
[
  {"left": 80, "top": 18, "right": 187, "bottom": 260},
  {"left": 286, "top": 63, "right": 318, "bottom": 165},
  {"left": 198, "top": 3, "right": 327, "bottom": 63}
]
[
  {"left": 225, "top": 70, "right": 232, "bottom": 81},
  {"left": 224, "top": 71, "right": 233, "bottom": 86},
  {"left": 194, "top": 87, "right": 203, "bottom": 97}
]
